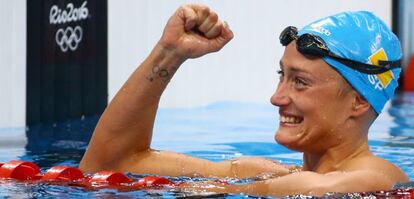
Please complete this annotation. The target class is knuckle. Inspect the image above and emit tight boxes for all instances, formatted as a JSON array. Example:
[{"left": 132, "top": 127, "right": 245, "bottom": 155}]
[
  {"left": 209, "top": 12, "right": 218, "bottom": 21},
  {"left": 206, "top": 26, "right": 220, "bottom": 37},
  {"left": 177, "top": 6, "right": 187, "bottom": 16},
  {"left": 201, "top": 6, "right": 210, "bottom": 14},
  {"left": 179, "top": 5, "right": 186, "bottom": 11},
  {"left": 198, "top": 24, "right": 207, "bottom": 33}
]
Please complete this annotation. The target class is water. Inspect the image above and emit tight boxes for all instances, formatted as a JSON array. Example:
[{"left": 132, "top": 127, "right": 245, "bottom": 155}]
[{"left": 0, "top": 92, "right": 414, "bottom": 198}]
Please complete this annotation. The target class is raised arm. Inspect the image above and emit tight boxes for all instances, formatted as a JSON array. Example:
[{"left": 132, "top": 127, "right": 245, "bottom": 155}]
[
  {"left": 79, "top": 4, "right": 233, "bottom": 172},
  {"left": 80, "top": 4, "right": 291, "bottom": 178}
]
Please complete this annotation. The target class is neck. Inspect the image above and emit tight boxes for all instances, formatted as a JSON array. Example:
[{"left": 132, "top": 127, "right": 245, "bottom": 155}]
[{"left": 302, "top": 133, "right": 371, "bottom": 173}]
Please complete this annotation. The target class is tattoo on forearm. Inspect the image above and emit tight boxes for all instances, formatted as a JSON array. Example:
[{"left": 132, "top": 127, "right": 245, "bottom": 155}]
[{"left": 146, "top": 65, "right": 172, "bottom": 83}]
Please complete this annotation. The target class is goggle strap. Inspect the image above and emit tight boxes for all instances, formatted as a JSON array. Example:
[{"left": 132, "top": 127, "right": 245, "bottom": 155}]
[
  {"left": 378, "top": 60, "right": 401, "bottom": 68},
  {"left": 279, "top": 26, "right": 401, "bottom": 75},
  {"left": 333, "top": 56, "right": 400, "bottom": 75}
]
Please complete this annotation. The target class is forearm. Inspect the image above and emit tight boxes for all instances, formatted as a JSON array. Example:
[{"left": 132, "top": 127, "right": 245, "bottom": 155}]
[
  {"left": 179, "top": 175, "right": 303, "bottom": 197},
  {"left": 178, "top": 180, "right": 270, "bottom": 197},
  {"left": 180, "top": 170, "right": 394, "bottom": 197},
  {"left": 101, "top": 43, "right": 184, "bottom": 142},
  {"left": 80, "top": 43, "right": 185, "bottom": 171}
]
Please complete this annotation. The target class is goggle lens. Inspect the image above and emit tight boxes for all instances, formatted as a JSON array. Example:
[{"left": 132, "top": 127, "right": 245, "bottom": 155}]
[{"left": 296, "top": 34, "right": 330, "bottom": 57}]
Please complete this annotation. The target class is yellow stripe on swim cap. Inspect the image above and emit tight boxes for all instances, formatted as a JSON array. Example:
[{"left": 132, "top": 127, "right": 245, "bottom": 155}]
[{"left": 369, "top": 48, "right": 394, "bottom": 88}]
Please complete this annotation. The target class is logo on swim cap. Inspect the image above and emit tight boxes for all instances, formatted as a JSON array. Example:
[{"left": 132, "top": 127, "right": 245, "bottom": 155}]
[
  {"left": 368, "top": 48, "right": 394, "bottom": 89},
  {"left": 310, "top": 20, "right": 332, "bottom": 36}
]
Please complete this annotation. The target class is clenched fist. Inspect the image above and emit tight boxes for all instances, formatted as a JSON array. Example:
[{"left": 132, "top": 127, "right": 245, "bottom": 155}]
[{"left": 158, "top": 4, "right": 234, "bottom": 60}]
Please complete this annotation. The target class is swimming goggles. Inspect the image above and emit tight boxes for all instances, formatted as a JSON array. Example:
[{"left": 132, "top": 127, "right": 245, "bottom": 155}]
[{"left": 279, "top": 26, "right": 401, "bottom": 74}]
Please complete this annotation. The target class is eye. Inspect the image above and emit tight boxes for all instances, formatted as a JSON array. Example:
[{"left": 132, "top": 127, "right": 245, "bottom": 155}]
[
  {"left": 277, "top": 70, "right": 284, "bottom": 81},
  {"left": 294, "top": 77, "right": 307, "bottom": 88}
]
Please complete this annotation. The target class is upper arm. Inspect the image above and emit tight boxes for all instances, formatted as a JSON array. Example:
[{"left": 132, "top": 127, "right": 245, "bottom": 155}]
[
  {"left": 81, "top": 146, "right": 226, "bottom": 176},
  {"left": 292, "top": 170, "right": 395, "bottom": 195},
  {"left": 232, "top": 170, "right": 396, "bottom": 197},
  {"left": 82, "top": 147, "right": 292, "bottom": 179},
  {"left": 124, "top": 150, "right": 228, "bottom": 177},
  {"left": 122, "top": 152, "right": 291, "bottom": 178}
]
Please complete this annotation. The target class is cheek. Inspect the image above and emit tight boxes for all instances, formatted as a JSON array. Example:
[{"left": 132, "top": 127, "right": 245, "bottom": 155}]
[
  {"left": 302, "top": 97, "right": 350, "bottom": 141},
  {"left": 304, "top": 96, "right": 346, "bottom": 131},
  {"left": 294, "top": 92, "right": 347, "bottom": 147},
  {"left": 302, "top": 86, "right": 349, "bottom": 122}
]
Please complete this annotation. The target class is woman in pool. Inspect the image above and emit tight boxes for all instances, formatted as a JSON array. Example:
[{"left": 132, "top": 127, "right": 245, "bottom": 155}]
[{"left": 80, "top": 4, "right": 408, "bottom": 196}]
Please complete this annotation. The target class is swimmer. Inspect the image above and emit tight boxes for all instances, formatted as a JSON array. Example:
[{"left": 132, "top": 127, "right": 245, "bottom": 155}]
[{"left": 80, "top": 4, "right": 408, "bottom": 197}]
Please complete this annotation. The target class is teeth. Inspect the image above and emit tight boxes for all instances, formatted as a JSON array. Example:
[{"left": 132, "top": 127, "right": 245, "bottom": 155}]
[{"left": 280, "top": 115, "right": 302, "bottom": 124}]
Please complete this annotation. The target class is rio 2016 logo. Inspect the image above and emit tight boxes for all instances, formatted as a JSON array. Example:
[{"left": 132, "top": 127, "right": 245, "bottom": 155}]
[
  {"left": 55, "top": 26, "right": 83, "bottom": 52},
  {"left": 50, "top": 1, "right": 89, "bottom": 52}
]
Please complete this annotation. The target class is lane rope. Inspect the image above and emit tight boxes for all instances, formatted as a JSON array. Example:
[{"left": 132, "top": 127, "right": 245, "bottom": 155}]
[
  {"left": 0, "top": 160, "right": 413, "bottom": 198},
  {"left": 0, "top": 160, "right": 174, "bottom": 190}
]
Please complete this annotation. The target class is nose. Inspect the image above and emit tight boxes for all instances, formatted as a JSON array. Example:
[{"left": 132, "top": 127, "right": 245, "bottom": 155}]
[{"left": 270, "top": 82, "right": 291, "bottom": 107}]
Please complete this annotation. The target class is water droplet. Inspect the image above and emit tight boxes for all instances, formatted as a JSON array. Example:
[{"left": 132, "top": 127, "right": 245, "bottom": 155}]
[
  {"left": 231, "top": 160, "right": 239, "bottom": 165},
  {"left": 152, "top": 149, "right": 161, "bottom": 154},
  {"left": 234, "top": 152, "right": 242, "bottom": 157}
]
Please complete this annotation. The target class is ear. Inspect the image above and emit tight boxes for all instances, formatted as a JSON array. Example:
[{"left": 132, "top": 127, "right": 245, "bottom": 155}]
[{"left": 350, "top": 92, "right": 371, "bottom": 117}]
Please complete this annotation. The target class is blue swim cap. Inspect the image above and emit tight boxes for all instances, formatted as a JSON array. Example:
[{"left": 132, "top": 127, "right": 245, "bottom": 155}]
[{"left": 298, "top": 11, "right": 402, "bottom": 114}]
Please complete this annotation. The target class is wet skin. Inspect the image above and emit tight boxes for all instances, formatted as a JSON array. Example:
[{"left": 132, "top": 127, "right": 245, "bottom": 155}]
[
  {"left": 80, "top": 4, "right": 408, "bottom": 197},
  {"left": 272, "top": 42, "right": 354, "bottom": 154}
]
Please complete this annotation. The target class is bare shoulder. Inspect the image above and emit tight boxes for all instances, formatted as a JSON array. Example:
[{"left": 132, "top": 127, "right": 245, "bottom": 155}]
[{"left": 343, "top": 155, "right": 408, "bottom": 183}]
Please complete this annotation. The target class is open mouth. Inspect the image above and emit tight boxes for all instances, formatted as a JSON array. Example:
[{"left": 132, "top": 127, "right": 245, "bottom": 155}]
[{"left": 280, "top": 115, "right": 304, "bottom": 125}]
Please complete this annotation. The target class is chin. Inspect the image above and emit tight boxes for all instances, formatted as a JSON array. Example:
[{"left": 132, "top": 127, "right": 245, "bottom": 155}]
[
  {"left": 274, "top": 130, "right": 284, "bottom": 144},
  {"left": 275, "top": 130, "right": 294, "bottom": 148},
  {"left": 274, "top": 129, "right": 304, "bottom": 152}
]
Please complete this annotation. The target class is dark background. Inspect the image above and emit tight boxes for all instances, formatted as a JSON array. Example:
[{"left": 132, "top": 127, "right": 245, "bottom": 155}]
[{"left": 26, "top": 0, "right": 107, "bottom": 150}]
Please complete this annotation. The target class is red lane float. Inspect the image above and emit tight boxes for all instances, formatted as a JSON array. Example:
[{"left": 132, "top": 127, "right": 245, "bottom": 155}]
[
  {"left": 2, "top": 160, "right": 414, "bottom": 197},
  {"left": 42, "top": 166, "right": 84, "bottom": 181},
  {"left": 135, "top": 176, "right": 174, "bottom": 187},
  {"left": 0, "top": 160, "right": 41, "bottom": 180},
  {"left": 0, "top": 160, "right": 175, "bottom": 191},
  {"left": 89, "top": 171, "right": 133, "bottom": 185}
]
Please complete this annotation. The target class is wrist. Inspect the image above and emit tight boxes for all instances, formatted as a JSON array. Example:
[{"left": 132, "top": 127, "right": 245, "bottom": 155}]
[
  {"left": 142, "top": 43, "right": 186, "bottom": 84},
  {"left": 155, "top": 41, "right": 187, "bottom": 65}
]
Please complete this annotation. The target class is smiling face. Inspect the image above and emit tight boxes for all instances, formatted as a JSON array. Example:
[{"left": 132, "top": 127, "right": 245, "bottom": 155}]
[{"left": 271, "top": 42, "right": 356, "bottom": 153}]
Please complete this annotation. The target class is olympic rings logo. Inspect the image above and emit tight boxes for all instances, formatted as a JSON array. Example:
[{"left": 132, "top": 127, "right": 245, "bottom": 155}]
[{"left": 55, "top": 26, "right": 83, "bottom": 52}]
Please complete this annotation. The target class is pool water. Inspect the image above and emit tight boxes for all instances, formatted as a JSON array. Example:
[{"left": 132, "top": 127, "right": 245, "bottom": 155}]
[{"left": 1, "top": 92, "right": 414, "bottom": 198}]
